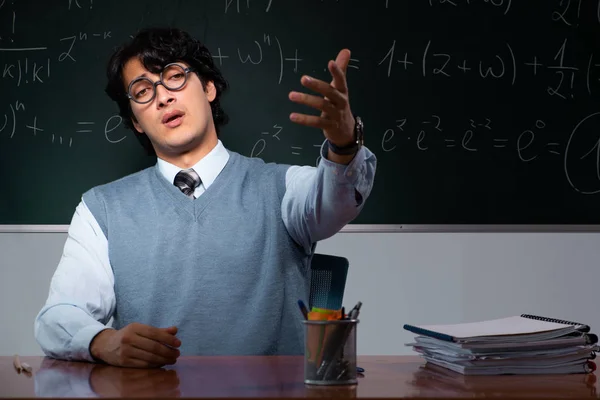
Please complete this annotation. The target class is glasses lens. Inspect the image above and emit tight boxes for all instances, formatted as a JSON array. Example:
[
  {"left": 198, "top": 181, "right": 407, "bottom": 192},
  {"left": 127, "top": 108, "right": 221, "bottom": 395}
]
[
  {"left": 162, "top": 64, "right": 187, "bottom": 90},
  {"left": 129, "top": 78, "right": 154, "bottom": 104}
]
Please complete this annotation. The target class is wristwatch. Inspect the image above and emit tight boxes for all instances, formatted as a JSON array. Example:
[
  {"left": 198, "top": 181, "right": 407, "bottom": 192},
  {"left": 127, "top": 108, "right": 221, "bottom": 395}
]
[{"left": 327, "top": 115, "right": 364, "bottom": 155}]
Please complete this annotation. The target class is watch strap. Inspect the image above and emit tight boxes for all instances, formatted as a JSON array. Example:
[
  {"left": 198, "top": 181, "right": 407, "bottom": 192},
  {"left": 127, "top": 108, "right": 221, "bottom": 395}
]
[
  {"left": 327, "top": 139, "right": 359, "bottom": 155},
  {"left": 327, "top": 115, "right": 364, "bottom": 155}
]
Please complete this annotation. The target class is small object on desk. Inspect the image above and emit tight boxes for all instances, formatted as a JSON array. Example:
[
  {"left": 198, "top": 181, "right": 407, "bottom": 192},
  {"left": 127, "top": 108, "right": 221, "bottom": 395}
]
[
  {"left": 13, "top": 354, "right": 32, "bottom": 375},
  {"left": 13, "top": 354, "right": 22, "bottom": 373},
  {"left": 21, "top": 362, "right": 32, "bottom": 374}
]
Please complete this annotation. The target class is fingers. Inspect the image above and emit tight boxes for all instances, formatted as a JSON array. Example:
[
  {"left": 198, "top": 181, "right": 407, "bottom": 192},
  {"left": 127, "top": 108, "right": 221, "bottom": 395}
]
[
  {"left": 119, "top": 323, "right": 180, "bottom": 367},
  {"left": 129, "top": 334, "right": 180, "bottom": 362},
  {"left": 136, "top": 324, "right": 181, "bottom": 349},
  {"left": 288, "top": 49, "right": 352, "bottom": 133},
  {"left": 298, "top": 75, "right": 347, "bottom": 107},
  {"left": 288, "top": 91, "right": 340, "bottom": 117},
  {"left": 163, "top": 326, "right": 178, "bottom": 335},
  {"left": 334, "top": 49, "right": 351, "bottom": 75},
  {"left": 328, "top": 59, "right": 349, "bottom": 95},
  {"left": 289, "top": 113, "right": 339, "bottom": 130}
]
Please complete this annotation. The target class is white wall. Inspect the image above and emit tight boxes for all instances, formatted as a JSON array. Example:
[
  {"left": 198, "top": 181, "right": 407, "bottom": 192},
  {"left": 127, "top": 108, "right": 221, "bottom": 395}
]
[{"left": 1, "top": 230, "right": 599, "bottom": 356}]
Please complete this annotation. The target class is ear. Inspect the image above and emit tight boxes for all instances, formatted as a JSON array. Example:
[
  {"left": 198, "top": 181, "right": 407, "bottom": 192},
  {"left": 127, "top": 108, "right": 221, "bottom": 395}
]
[
  {"left": 205, "top": 81, "right": 217, "bottom": 102},
  {"left": 131, "top": 115, "right": 143, "bottom": 134}
]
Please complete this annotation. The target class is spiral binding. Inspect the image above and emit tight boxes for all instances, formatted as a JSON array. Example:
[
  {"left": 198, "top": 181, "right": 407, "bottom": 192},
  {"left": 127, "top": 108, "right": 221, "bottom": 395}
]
[{"left": 520, "top": 313, "right": 586, "bottom": 327}]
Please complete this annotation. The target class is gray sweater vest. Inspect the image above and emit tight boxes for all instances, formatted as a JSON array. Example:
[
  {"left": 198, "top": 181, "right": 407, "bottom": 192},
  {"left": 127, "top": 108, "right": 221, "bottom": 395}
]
[{"left": 83, "top": 151, "right": 311, "bottom": 355}]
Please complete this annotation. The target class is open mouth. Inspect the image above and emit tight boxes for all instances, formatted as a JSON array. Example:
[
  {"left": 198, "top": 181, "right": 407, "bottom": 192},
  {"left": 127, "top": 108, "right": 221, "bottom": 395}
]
[{"left": 162, "top": 111, "right": 184, "bottom": 126}]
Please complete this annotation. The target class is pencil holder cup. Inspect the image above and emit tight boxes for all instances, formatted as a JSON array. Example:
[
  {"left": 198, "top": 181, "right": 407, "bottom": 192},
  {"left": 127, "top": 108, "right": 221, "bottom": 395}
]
[{"left": 303, "top": 319, "right": 359, "bottom": 385}]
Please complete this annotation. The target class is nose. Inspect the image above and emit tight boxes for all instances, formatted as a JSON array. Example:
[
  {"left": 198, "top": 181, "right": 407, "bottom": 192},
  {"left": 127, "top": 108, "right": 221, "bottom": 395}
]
[{"left": 155, "top": 83, "right": 175, "bottom": 108}]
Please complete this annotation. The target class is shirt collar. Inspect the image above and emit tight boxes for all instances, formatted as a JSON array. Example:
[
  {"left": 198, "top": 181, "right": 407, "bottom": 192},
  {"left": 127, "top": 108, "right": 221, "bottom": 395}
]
[{"left": 156, "top": 140, "right": 230, "bottom": 190}]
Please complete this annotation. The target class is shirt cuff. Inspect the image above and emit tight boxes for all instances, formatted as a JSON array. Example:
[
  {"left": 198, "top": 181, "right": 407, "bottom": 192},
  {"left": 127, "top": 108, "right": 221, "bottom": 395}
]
[
  {"left": 71, "top": 324, "right": 111, "bottom": 362},
  {"left": 318, "top": 140, "right": 366, "bottom": 187}
]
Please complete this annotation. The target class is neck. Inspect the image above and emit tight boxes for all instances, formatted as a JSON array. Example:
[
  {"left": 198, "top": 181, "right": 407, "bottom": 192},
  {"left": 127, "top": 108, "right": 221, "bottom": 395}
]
[{"left": 157, "top": 134, "right": 219, "bottom": 169}]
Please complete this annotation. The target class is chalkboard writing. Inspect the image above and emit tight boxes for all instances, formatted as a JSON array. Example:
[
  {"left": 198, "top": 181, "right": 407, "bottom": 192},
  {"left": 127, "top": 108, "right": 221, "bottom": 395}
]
[{"left": 1, "top": 0, "right": 600, "bottom": 226}]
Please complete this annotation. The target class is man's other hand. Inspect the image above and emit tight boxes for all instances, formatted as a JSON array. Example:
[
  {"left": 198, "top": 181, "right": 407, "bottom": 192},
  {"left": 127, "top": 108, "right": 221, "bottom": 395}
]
[{"left": 90, "top": 323, "right": 181, "bottom": 368}]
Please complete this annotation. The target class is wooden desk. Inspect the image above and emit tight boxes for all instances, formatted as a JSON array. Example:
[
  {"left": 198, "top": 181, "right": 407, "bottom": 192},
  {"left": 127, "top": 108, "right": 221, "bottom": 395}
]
[{"left": 0, "top": 355, "right": 597, "bottom": 398}]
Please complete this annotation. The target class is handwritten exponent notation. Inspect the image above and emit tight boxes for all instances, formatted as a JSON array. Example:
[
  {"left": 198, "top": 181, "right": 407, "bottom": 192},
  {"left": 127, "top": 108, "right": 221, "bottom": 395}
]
[
  {"left": 378, "top": 111, "right": 600, "bottom": 194},
  {"left": 0, "top": 101, "right": 126, "bottom": 147}
]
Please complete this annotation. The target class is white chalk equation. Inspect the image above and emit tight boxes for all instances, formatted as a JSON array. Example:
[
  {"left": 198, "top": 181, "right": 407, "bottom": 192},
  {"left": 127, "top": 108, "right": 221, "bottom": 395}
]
[
  {"left": 425, "top": 0, "right": 512, "bottom": 15},
  {"left": 0, "top": 101, "right": 126, "bottom": 147},
  {"left": 250, "top": 124, "right": 283, "bottom": 157},
  {"left": 378, "top": 37, "right": 600, "bottom": 100},
  {"left": 380, "top": 112, "right": 600, "bottom": 194},
  {"left": 222, "top": 0, "right": 600, "bottom": 24},
  {"left": 249, "top": 123, "right": 325, "bottom": 166},
  {"left": 1, "top": 56, "right": 50, "bottom": 86},
  {"left": 550, "top": 0, "right": 593, "bottom": 27},
  {"left": 2, "top": 31, "right": 594, "bottom": 93},
  {"left": 1, "top": 31, "right": 113, "bottom": 87},
  {"left": 58, "top": 31, "right": 113, "bottom": 63},
  {"left": 213, "top": 33, "right": 306, "bottom": 85},
  {"left": 211, "top": 33, "right": 360, "bottom": 84},
  {"left": 387, "top": 0, "right": 600, "bottom": 24},
  {"left": 225, "top": 0, "right": 274, "bottom": 13},
  {"left": 68, "top": 0, "right": 93, "bottom": 9},
  {"left": 243, "top": 113, "right": 600, "bottom": 194},
  {"left": 0, "top": 0, "right": 17, "bottom": 43},
  {"left": 2, "top": 32, "right": 306, "bottom": 86},
  {"left": 564, "top": 111, "right": 600, "bottom": 194},
  {"left": 381, "top": 115, "right": 557, "bottom": 158}
]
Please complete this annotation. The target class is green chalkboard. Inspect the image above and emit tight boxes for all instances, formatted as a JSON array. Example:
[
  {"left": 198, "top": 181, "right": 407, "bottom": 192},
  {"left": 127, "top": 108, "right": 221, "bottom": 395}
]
[{"left": 1, "top": 0, "right": 600, "bottom": 226}]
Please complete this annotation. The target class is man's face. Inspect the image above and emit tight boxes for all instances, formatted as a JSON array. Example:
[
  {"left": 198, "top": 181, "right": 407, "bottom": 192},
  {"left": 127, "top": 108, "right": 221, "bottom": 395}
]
[{"left": 123, "top": 58, "right": 217, "bottom": 159}]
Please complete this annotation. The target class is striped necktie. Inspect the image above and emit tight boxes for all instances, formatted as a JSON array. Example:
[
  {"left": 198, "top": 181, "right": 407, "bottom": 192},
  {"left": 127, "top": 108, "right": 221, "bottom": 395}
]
[{"left": 173, "top": 168, "right": 201, "bottom": 199}]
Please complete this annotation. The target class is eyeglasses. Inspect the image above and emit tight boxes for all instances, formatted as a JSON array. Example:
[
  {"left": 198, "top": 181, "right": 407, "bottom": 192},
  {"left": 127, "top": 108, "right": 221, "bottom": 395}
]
[{"left": 127, "top": 63, "right": 195, "bottom": 104}]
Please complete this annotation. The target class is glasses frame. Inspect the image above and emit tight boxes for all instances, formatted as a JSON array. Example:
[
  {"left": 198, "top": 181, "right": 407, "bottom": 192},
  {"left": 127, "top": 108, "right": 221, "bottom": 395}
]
[{"left": 126, "top": 63, "right": 196, "bottom": 104}]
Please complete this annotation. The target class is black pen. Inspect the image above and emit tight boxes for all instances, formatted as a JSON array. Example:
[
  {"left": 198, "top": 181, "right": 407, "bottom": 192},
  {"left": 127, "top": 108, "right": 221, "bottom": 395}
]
[
  {"left": 349, "top": 301, "right": 362, "bottom": 320},
  {"left": 297, "top": 299, "right": 309, "bottom": 320}
]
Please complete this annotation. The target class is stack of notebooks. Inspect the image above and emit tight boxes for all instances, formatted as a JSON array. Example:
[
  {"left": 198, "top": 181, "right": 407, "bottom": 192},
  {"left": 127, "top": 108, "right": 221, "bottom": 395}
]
[{"left": 403, "top": 314, "right": 599, "bottom": 375}]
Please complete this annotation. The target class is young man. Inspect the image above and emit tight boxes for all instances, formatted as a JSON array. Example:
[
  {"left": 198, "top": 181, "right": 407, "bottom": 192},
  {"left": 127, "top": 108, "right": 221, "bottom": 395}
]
[{"left": 34, "top": 27, "right": 377, "bottom": 368}]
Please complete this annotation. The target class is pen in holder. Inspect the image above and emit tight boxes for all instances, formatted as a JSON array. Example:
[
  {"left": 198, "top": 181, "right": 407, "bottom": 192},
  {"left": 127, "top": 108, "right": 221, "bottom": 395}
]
[{"left": 303, "top": 318, "right": 359, "bottom": 385}]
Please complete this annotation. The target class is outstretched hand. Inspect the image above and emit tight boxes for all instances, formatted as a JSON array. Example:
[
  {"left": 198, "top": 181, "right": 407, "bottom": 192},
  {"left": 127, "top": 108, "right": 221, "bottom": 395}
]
[{"left": 288, "top": 49, "right": 356, "bottom": 148}]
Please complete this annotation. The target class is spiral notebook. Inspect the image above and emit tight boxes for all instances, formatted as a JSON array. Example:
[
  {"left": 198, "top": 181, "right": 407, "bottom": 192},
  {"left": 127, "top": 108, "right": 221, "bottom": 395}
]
[{"left": 403, "top": 314, "right": 595, "bottom": 344}]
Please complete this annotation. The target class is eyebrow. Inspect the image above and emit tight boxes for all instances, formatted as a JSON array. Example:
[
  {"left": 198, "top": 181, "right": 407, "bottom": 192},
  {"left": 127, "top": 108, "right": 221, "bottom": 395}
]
[
  {"left": 126, "top": 62, "right": 189, "bottom": 87},
  {"left": 132, "top": 72, "right": 149, "bottom": 81},
  {"left": 126, "top": 72, "right": 150, "bottom": 90}
]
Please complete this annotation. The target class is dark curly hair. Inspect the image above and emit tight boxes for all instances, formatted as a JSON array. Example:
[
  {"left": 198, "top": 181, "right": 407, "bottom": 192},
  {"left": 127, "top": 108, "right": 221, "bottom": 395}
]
[{"left": 105, "top": 27, "right": 229, "bottom": 156}]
